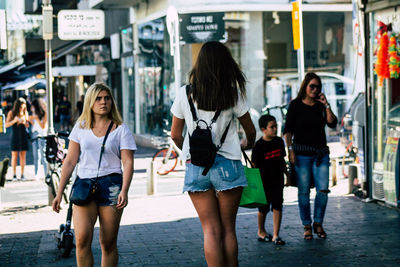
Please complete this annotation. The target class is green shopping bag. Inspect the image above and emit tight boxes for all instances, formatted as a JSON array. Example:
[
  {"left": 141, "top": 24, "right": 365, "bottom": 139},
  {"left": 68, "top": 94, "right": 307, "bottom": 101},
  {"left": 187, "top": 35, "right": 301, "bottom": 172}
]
[{"left": 239, "top": 151, "right": 267, "bottom": 208}]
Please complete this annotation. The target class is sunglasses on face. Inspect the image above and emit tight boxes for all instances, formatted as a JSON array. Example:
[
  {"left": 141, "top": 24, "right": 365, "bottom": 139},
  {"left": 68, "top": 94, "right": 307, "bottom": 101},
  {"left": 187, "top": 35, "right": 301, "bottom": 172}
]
[{"left": 309, "top": 84, "right": 321, "bottom": 90}]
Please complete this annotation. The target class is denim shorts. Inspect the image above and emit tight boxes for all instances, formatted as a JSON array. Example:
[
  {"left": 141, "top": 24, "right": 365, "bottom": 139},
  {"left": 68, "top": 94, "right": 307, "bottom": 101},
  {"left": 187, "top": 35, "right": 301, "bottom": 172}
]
[
  {"left": 183, "top": 154, "right": 247, "bottom": 193},
  {"left": 72, "top": 173, "right": 122, "bottom": 206}
]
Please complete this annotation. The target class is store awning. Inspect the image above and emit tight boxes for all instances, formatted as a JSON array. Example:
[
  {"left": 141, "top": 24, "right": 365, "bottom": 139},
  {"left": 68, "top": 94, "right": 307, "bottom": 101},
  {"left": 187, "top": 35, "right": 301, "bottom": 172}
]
[{"left": 2, "top": 78, "right": 46, "bottom": 91}]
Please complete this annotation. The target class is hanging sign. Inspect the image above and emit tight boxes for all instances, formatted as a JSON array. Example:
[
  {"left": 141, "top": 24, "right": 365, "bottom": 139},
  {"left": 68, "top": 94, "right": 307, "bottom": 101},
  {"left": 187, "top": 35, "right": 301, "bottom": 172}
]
[
  {"left": 58, "top": 10, "right": 105, "bottom": 40},
  {"left": 179, "top": 12, "right": 225, "bottom": 44},
  {"left": 291, "top": 1, "right": 300, "bottom": 50}
]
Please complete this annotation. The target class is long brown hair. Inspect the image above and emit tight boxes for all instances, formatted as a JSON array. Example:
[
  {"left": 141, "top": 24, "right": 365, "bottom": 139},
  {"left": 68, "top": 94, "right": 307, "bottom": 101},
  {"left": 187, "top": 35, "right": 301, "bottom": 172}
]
[
  {"left": 77, "top": 82, "right": 123, "bottom": 129},
  {"left": 11, "top": 98, "right": 28, "bottom": 119},
  {"left": 296, "top": 72, "right": 322, "bottom": 100},
  {"left": 189, "top": 41, "right": 246, "bottom": 111},
  {"left": 32, "top": 98, "right": 46, "bottom": 120}
]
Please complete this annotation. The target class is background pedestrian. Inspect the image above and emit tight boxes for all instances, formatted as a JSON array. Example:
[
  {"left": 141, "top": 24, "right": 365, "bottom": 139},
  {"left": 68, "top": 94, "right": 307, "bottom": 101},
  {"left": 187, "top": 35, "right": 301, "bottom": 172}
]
[
  {"left": 29, "top": 98, "right": 48, "bottom": 180},
  {"left": 283, "top": 72, "right": 337, "bottom": 240},
  {"left": 55, "top": 95, "right": 71, "bottom": 131},
  {"left": 170, "top": 41, "right": 256, "bottom": 267},
  {"left": 5, "top": 97, "right": 30, "bottom": 180}
]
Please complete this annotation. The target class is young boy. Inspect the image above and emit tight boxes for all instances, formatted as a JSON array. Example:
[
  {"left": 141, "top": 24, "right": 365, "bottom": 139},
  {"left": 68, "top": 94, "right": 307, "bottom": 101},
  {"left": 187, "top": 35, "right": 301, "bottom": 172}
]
[{"left": 251, "top": 114, "right": 288, "bottom": 246}]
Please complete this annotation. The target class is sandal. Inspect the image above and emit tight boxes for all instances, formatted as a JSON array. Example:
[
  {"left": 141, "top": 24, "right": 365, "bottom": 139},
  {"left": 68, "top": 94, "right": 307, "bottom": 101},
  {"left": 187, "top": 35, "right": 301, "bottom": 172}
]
[
  {"left": 257, "top": 234, "right": 272, "bottom": 242},
  {"left": 303, "top": 225, "right": 313, "bottom": 240},
  {"left": 273, "top": 237, "right": 285, "bottom": 246},
  {"left": 313, "top": 222, "right": 327, "bottom": 239}
]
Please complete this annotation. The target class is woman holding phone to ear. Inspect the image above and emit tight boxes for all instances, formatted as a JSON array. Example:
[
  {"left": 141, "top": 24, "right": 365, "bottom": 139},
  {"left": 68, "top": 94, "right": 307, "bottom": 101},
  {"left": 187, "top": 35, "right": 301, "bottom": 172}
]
[{"left": 283, "top": 72, "right": 337, "bottom": 240}]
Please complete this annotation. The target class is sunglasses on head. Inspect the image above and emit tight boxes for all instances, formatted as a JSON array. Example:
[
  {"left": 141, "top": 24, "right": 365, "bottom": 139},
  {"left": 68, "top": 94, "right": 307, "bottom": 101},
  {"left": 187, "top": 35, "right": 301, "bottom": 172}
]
[{"left": 309, "top": 84, "right": 321, "bottom": 90}]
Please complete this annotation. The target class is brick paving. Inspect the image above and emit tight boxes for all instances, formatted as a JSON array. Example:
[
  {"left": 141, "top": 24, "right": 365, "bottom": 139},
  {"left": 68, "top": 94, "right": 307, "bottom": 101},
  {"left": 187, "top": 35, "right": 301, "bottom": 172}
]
[
  {"left": 1, "top": 131, "right": 400, "bottom": 266},
  {"left": 1, "top": 194, "right": 400, "bottom": 266}
]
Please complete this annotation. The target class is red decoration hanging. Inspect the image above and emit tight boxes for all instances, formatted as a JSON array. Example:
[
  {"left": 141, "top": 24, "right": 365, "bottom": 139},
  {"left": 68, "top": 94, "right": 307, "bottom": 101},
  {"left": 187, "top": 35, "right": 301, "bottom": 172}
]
[{"left": 375, "top": 32, "right": 390, "bottom": 86}]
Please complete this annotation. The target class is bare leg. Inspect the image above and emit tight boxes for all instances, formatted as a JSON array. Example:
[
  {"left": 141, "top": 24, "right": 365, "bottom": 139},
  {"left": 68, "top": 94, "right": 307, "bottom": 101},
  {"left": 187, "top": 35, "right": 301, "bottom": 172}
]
[
  {"left": 19, "top": 151, "right": 26, "bottom": 176},
  {"left": 189, "top": 190, "right": 225, "bottom": 267},
  {"left": 73, "top": 201, "right": 98, "bottom": 267},
  {"left": 257, "top": 211, "right": 268, "bottom": 238},
  {"left": 217, "top": 187, "right": 243, "bottom": 267},
  {"left": 11, "top": 151, "right": 18, "bottom": 176},
  {"left": 98, "top": 206, "right": 123, "bottom": 267},
  {"left": 272, "top": 209, "right": 282, "bottom": 241}
]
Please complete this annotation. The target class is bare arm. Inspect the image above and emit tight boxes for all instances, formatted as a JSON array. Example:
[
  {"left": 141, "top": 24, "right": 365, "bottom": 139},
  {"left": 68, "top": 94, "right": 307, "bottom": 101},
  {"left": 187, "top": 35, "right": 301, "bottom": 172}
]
[
  {"left": 52, "top": 140, "right": 80, "bottom": 212},
  {"left": 116, "top": 149, "right": 134, "bottom": 209},
  {"left": 317, "top": 93, "right": 337, "bottom": 124},
  {"left": 171, "top": 115, "right": 185, "bottom": 150},
  {"left": 238, "top": 112, "right": 256, "bottom": 150},
  {"left": 284, "top": 132, "right": 296, "bottom": 164},
  {"left": 5, "top": 111, "right": 18, "bottom": 128}
]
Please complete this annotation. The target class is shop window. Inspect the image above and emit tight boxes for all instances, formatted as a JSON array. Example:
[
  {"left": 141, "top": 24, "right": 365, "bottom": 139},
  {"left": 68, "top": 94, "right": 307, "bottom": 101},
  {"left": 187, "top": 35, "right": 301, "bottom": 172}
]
[{"left": 137, "top": 18, "right": 173, "bottom": 136}]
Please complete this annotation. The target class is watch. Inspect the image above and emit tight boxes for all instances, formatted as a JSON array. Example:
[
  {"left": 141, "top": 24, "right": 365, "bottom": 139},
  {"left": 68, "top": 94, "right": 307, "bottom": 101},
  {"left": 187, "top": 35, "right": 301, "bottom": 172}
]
[
  {"left": 288, "top": 146, "right": 293, "bottom": 151},
  {"left": 325, "top": 103, "right": 330, "bottom": 109}
]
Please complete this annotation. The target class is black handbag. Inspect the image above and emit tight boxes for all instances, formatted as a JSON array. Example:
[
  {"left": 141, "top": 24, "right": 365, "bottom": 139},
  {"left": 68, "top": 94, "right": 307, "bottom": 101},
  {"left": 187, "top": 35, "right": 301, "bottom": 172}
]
[{"left": 70, "top": 121, "right": 114, "bottom": 205}]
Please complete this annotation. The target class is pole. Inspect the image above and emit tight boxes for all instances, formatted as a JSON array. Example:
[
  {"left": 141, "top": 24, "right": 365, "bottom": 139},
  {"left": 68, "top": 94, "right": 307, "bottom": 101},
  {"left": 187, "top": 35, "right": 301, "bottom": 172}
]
[
  {"left": 45, "top": 40, "right": 55, "bottom": 135},
  {"left": 43, "top": 0, "right": 54, "bottom": 205},
  {"left": 297, "top": 0, "right": 305, "bottom": 85}
]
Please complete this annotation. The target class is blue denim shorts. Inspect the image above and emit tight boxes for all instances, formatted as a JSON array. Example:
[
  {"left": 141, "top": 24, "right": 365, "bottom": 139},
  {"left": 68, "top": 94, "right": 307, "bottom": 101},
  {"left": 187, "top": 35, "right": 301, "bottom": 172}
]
[
  {"left": 73, "top": 173, "right": 122, "bottom": 206},
  {"left": 183, "top": 155, "right": 247, "bottom": 193}
]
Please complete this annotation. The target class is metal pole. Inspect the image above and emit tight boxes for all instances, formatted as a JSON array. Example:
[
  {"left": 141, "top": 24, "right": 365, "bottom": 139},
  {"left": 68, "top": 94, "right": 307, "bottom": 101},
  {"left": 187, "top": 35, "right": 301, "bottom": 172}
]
[
  {"left": 45, "top": 39, "right": 55, "bottom": 135},
  {"left": 297, "top": 0, "right": 305, "bottom": 84},
  {"left": 43, "top": 0, "right": 55, "bottom": 135}
]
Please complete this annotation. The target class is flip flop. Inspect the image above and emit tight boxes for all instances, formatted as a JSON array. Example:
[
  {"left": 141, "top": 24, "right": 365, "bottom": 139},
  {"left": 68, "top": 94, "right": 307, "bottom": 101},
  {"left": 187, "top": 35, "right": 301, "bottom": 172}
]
[
  {"left": 257, "top": 234, "right": 272, "bottom": 242},
  {"left": 273, "top": 237, "right": 286, "bottom": 246}
]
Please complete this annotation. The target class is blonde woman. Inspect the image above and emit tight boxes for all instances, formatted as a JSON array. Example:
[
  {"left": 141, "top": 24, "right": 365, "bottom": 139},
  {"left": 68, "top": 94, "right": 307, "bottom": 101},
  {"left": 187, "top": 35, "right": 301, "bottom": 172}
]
[
  {"left": 5, "top": 98, "right": 30, "bottom": 180},
  {"left": 52, "top": 83, "right": 136, "bottom": 267}
]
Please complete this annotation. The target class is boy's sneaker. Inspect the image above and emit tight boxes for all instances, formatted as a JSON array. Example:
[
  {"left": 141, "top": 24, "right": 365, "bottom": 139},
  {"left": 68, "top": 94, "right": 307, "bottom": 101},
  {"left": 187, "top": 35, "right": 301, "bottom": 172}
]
[
  {"left": 20, "top": 174, "right": 26, "bottom": 181},
  {"left": 12, "top": 174, "right": 17, "bottom": 181}
]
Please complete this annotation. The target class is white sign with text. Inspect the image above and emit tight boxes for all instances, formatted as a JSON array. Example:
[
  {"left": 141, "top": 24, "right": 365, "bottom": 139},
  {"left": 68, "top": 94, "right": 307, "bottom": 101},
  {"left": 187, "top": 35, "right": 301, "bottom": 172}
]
[{"left": 58, "top": 10, "right": 105, "bottom": 40}]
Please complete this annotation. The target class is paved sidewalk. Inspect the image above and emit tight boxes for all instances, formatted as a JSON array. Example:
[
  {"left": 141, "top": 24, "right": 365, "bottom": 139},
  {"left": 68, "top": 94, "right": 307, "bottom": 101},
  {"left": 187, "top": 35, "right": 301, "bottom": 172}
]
[{"left": 1, "top": 186, "right": 400, "bottom": 266}]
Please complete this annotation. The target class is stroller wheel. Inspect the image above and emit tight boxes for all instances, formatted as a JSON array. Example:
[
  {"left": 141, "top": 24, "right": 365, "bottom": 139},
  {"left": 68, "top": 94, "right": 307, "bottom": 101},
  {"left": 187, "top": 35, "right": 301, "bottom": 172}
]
[{"left": 61, "top": 234, "right": 74, "bottom": 258}]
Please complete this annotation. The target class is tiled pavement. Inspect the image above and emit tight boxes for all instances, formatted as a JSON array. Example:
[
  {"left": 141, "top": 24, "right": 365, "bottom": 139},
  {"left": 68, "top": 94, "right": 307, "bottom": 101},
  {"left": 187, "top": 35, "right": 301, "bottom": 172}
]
[{"left": 1, "top": 193, "right": 400, "bottom": 266}]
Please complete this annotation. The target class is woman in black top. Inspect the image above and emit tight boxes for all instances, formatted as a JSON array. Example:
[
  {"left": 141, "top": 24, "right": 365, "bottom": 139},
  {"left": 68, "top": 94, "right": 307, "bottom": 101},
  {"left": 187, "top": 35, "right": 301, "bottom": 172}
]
[
  {"left": 5, "top": 98, "right": 30, "bottom": 180},
  {"left": 283, "top": 72, "right": 337, "bottom": 240}
]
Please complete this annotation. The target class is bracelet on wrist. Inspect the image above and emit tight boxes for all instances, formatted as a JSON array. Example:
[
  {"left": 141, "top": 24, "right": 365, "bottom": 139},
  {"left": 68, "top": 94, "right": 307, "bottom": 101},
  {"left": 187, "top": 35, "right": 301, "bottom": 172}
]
[
  {"left": 288, "top": 146, "right": 293, "bottom": 151},
  {"left": 325, "top": 103, "right": 330, "bottom": 109}
]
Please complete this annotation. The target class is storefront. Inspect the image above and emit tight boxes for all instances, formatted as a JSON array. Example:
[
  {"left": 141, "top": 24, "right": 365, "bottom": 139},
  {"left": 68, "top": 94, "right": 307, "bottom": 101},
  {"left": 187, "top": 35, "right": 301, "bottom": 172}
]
[
  {"left": 120, "top": 0, "right": 354, "bottom": 145},
  {"left": 364, "top": 0, "right": 400, "bottom": 207}
]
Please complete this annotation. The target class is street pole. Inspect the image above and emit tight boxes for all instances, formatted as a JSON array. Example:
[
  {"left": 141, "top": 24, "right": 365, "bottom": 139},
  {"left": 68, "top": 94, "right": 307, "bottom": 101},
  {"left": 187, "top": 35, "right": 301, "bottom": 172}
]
[
  {"left": 42, "top": 0, "right": 54, "bottom": 135},
  {"left": 297, "top": 1, "right": 305, "bottom": 86},
  {"left": 42, "top": 0, "right": 54, "bottom": 205}
]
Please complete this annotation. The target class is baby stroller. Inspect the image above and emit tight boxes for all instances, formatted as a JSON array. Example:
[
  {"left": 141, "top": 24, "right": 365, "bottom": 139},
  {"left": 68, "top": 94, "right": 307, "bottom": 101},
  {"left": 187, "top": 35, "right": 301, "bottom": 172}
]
[{"left": 45, "top": 133, "right": 75, "bottom": 257}]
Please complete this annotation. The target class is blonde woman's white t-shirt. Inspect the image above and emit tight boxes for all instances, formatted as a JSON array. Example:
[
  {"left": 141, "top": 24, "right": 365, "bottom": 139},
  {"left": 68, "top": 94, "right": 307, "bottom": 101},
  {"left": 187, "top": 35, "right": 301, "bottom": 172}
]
[
  {"left": 171, "top": 85, "right": 249, "bottom": 161},
  {"left": 69, "top": 122, "right": 137, "bottom": 178}
]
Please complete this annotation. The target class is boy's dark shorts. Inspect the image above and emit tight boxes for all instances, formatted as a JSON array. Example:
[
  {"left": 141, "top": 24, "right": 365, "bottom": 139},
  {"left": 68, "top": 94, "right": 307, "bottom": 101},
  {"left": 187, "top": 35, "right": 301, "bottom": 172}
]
[{"left": 258, "top": 185, "right": 284, "bottom": 213}]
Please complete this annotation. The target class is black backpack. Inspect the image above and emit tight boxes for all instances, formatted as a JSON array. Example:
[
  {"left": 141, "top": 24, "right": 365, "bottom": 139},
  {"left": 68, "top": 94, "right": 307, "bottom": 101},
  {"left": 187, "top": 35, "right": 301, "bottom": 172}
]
[{"left": 187, "top": 85, "right": 231, "bottom": 175}]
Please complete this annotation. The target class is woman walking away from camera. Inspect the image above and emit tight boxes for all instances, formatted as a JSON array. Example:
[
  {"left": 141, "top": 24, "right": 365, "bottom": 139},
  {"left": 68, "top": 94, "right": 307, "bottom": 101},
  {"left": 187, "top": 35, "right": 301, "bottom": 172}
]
[
  {"left": 29, "top": 98, "right": 48, "bottom": 180},
  {"left": 5, "top": 98, "right": 30, "bottom": 181},
  {"left": 52, "top": 82, "right": 136, "bottom": 267},
  {"left": 170, "top": 41, "right": 256, "bottom": 267},
  {"left": 283, "top": 72, "right": 337, "bottom": 240}
]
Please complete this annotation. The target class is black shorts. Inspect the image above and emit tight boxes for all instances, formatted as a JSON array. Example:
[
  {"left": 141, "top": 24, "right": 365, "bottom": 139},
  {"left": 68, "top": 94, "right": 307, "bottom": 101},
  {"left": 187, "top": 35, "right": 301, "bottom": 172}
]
[{"left": 258, "top": 185, "right": 284, "bottom": 213}]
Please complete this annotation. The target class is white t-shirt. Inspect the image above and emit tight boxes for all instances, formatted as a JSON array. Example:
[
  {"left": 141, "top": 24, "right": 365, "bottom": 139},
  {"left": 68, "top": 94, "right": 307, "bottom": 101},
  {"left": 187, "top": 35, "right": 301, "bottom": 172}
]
[
  {"left": 69, "top": 122, "right": 137, "bottom": 178},
  {"left": 31, "top": 118, "right": 47, "bottom": 137},
  {"left": 171, "top": 85, "right": 249, "bottom": 161}
]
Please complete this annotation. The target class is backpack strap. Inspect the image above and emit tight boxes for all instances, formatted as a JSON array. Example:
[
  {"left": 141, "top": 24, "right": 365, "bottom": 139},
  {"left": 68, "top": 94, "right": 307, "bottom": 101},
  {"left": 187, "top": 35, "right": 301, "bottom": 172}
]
[
  {"left": 186, "top": 84, "right": 221, "bottom": 125},
  {"left": 217, "top": 119, "right": 231, "bottom": 149},
  {"left": 97, "top": 121, "right": 114, "bottom": 177}
]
